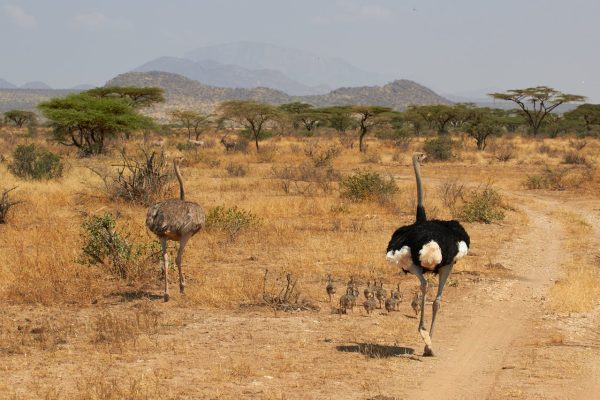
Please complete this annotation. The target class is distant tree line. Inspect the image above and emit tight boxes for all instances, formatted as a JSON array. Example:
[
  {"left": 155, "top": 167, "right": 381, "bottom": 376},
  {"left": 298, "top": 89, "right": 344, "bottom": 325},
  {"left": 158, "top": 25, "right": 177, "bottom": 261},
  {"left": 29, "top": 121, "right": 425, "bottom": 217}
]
[{"left": 1, "top": 85, "right": 596, "bottom": 156}]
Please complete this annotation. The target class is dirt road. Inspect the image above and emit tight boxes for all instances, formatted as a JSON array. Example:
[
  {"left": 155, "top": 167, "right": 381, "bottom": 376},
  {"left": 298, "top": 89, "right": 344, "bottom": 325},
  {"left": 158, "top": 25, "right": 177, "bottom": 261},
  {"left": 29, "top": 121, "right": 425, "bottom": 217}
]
[{"left": 403, "top": 194, "right": 600, "bottom": 400}]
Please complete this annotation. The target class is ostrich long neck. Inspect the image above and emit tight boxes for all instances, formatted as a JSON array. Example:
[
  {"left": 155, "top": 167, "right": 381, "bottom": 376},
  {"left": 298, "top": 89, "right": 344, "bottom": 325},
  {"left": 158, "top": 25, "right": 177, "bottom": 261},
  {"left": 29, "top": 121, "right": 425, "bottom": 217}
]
[
  {"left": 174, "top": 160, "right": 185, "bottom": 200},
  {"left": 413, "top": 156, "right": 427, "bottom": 222}
]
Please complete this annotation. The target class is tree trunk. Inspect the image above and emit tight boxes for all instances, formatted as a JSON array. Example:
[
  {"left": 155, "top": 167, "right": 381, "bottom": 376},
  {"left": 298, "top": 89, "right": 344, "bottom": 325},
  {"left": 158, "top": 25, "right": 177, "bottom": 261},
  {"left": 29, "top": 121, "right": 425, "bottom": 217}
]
[
  {"left": 359, "top": 131, "right": 367, "bottom": 152},
  {"left": 254, "top": 131, "right": 260, "bottom": 152}
]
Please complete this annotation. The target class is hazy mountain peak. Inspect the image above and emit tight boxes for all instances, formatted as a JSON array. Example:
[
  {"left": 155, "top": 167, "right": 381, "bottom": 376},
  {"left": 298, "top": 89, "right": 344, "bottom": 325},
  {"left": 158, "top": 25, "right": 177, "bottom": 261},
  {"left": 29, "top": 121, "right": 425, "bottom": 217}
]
[
  {"left": 0, "top": 78, "right": 18, "bottom": 89},
  {"left": 184, "top": 41, "right": 391, "bottom": 88},
  {"left": 21, "top": 81, "right": 52, "bottom": 89},
  {"left": 133, "top": 56, "right": 331, "bottom": 95}
]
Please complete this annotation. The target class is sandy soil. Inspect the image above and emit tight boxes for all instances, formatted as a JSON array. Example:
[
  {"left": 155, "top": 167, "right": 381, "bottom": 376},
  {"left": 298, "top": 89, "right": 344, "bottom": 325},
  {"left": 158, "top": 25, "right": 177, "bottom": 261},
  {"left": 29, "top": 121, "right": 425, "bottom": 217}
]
[{"left": 2, "top": 192, "right": 599, "bottom": 399}]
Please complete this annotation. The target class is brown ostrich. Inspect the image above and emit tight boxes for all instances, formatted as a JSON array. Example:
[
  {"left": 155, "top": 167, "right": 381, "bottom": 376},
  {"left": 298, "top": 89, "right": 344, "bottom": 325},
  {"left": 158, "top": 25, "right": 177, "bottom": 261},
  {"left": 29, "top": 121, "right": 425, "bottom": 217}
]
[{"left": 146, "top": 157, "right": 205, "bottom": 301}]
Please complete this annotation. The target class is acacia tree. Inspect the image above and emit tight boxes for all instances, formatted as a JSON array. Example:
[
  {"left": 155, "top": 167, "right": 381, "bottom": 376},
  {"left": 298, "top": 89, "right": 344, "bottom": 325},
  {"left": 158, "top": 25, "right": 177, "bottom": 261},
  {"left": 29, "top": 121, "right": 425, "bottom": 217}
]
[
  {"left": 489, "top": 87, "right": 585, "bottom": 136},
  {"left": 39, "top": 93, "right": 154, "bottom": 155},
  {"left": 409, "top": 104, "right": 459, "bottom": 135},
  {"left": 464, "top": 108, "right": 502, "bottom": 150},
  {"left": 320, "top": 106, "right": 355, "bottom": 133},
  {"left": 218, "top": 101, "right": 280, "bottom": 151},
  {"left": 86, "top": 86, "right": 164, "bottom": 108},
  {"left": 3, "top": 110, "right": 37, "bottom": 127},
  {"left": 564, "top": 103, "right": 600, "bottom": 134},
  {"left": 352, "top": 105, "right": 392, "bottom": 152},
  {"left": 169, "top": 110, "right": 211, "bottom": 140},
  {"left": 402, "top": 107, "right": 427, "bottom": 135},
  {"left": 279, "top": 102, "right": 322, "bottom": 132}
]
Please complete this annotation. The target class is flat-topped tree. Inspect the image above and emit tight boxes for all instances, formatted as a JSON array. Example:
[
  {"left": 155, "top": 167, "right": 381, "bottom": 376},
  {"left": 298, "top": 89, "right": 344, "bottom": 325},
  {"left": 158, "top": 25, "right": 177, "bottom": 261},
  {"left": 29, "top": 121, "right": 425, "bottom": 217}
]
[
  {"left": 489, "top": 87, "right": 585, "bottom": 136},
  {"left": 464, "top": 108, "right": 503, "bottom": 150},
  {"left": 169, "top": 110, "right": 212, "bottom": 140},
  {"left": 218, "top": 101, "right": 280, "bottom": 152},
  {"left": 3, "top": 110, "right": 37, "bottom": 128},
  {"left": 86, "top": 86, "right": 164, "bottom": 108},
  {"left": 352, "top": 105, "right": 393, "bottom": 152},
  {"left": 408, "top": 104, "right": 460, "bottom": 135},
  {"left": 39, "top": 93, "right": 154, "bottom": 156},
  {"left": 319, "top": 106, "right": 355, "bottom": 134},
  {"left": 279, "top": 102, "right": 322, "bottom": 132},
  {"left": 564, "top": 103, "right": 600, "bottom": 134}
]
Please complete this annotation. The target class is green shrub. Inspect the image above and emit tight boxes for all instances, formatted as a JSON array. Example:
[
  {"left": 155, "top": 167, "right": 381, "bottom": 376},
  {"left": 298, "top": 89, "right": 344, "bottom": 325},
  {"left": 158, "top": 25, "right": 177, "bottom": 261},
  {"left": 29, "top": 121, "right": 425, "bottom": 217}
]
[
  {"left": 459, "top": 185, "right": 506, "bottom": 223},
  {"left": 79, "top": 213, "right": 157, "bottom": 280},
  {"left": 340, "top": 170, "right": 398, "bottom": 202},
  {"left": 206, "top": 206, "right": 260, "bottom": 241},
  {"left": 9, "top": 144, "right": 63, "bottom": 180},
  {"left": 423, "top": 136, "right": 454, "bottom": 161}
]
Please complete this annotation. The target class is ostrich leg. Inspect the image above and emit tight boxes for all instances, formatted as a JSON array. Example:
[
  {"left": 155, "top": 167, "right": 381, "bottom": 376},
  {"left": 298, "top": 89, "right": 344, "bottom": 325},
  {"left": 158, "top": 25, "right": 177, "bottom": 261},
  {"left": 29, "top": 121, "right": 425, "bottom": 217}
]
[
  {"left": 176, "top": 234, "right": 191, "bottom": 294},
  {"left": 424, "top": 262, "right": 454, "bottom": 356},
  {"left": 408, "top": 265, "right": 431, "bottom": 350},
  {"left": 160, "top": 238, "right": 170, "bottom": 302}
]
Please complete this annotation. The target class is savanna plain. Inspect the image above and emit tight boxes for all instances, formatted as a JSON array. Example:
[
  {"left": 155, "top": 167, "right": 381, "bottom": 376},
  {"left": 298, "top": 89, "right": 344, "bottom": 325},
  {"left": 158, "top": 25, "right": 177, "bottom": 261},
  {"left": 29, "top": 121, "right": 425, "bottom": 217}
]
[{"left": 1, "top": 128, "right": 600, "bottom": 400}]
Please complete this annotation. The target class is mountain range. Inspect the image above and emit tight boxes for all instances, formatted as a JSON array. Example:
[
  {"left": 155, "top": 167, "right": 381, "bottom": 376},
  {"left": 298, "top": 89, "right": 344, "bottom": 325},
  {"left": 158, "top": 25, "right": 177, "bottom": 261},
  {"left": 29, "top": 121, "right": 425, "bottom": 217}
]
[{"left": 107, "top": 71, "right": 450, "bottom": 112}]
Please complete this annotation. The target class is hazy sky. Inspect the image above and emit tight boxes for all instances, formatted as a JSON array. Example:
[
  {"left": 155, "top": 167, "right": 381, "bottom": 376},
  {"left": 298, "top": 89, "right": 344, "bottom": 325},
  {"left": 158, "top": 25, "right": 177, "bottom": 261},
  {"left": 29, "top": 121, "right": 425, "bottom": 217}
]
[{"left": 2, "top": 0, "right": 599, "bottom": 101}]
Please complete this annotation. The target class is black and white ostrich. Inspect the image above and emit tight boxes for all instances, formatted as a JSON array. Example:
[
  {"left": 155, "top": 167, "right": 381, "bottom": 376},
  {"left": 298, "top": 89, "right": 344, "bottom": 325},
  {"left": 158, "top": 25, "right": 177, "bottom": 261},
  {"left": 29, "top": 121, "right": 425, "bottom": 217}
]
[{"left": 386, "top": 152, "right": 470, "bottom": 356}]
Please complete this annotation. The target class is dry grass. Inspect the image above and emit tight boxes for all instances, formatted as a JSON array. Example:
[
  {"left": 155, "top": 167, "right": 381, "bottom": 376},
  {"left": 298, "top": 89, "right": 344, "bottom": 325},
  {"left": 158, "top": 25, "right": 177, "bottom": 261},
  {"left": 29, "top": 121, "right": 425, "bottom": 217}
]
[
  {"left": 1, "top": 126, "right": 600, "bottom": 398},
  {"left": 548, "top": 211, "right": 600, "bottom": 313}
]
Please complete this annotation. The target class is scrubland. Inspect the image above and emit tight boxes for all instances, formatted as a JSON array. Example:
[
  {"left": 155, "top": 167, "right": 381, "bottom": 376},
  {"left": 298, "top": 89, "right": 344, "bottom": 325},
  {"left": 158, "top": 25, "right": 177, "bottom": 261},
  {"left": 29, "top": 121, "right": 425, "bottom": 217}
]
[{"left": 0, "top": 127, "right": 599, "bottom": 399}]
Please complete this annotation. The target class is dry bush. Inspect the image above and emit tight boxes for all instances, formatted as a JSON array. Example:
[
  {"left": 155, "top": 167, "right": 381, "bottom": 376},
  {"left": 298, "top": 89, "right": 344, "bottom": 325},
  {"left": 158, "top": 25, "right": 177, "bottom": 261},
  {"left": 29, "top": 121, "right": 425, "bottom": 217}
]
[
  {"left": 536, "top": 144, "right": 560, "bottom": 157},
  {"left": 225, "top": 162, "right": 248, "bottom": 177},
  {"left": 562, "top": 151, "right": 590, "bottom": 166},
  {"left": 271, "top": 163, "right": 339, "bottom": 195},
  {"left": 261, "top": 269, "right": 318, "bottom": 311},
  {"left": 0, "top": 316, "right": 73, "bottom": 354},
  {"left": 361, "top": 151, "right": 382, "bottom": 164},
  {"left": 439, "top": 180, "right": 466, "bottom": 216},
  {"left": 92, "top": 149, "right": 173, "bottom": 205},
  {"left": 525, "top": 165, "right": 593, "bottom": 191},
  {"left": 568, "top": 139, "right": 587, "bottom": 151},
  {"left": 76, "top": 368, "right": 172, "bottom": 400},
  {"left": 256, "top": 144, "right": 278, "bottom": 162},
  {"left": 394, "top": 136, "right": 412, "bottom": 151},
  {"left": 93, "top": 306, "right": 161, "bottom": 350},
  {"left": 337, "top": 133, "right": 355, "bottom": 149},
  {"left": 0, "top": 186, "right": 22, "bottom": 224},
  {"left": 492, "top": 143, "right": 516, "bottom": 162},
  {"left": 304, "top": 144, "right": 341, "bottom": 167}
]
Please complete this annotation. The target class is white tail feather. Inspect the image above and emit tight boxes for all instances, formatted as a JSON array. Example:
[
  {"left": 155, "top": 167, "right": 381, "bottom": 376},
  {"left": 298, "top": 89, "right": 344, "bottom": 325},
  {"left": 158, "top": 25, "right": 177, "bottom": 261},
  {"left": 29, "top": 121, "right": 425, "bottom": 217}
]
[
  {"left": 386, "top": 246, "right": 412, "bottom": 269},
  {"left": 454, "top": 241, "right": 468, "bottom": 261},
  {"left": 419, "top": 241, "right": 442, "bottom": 269}
]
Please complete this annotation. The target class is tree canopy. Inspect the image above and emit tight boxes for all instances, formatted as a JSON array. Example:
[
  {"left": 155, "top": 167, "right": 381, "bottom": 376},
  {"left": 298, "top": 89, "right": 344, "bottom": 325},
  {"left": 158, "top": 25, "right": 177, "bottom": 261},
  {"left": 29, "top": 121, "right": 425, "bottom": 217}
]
[
  {"left": 86, "top": 86, "right": 165, "bottom": 108},
  {"left": 170, "top": 110, "right": 212, "bottom": 140},
  {"left": 489, "top": 87, "right": 585, "bottom": 136},
  {"left": 351, "top": 105, "right": 393, "bottom": 152},
  {"left": 39, "top": 92, "right": 154, "bottom": 155},
  {"left": 218, "top": 101, "right": 280, "bottom": 151},
  {"left": 564, "top": 103, "right": 600, "bottom": 134},
  {"left": 3, "top": 109, "right": 37, "bottom": 128}
]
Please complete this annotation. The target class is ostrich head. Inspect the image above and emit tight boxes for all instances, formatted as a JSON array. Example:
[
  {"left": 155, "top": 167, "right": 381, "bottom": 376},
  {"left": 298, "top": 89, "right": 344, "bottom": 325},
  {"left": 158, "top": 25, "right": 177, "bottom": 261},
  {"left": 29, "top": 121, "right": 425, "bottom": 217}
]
[{"left": 412, "top": 152, "right": 427, "bottom": 164}]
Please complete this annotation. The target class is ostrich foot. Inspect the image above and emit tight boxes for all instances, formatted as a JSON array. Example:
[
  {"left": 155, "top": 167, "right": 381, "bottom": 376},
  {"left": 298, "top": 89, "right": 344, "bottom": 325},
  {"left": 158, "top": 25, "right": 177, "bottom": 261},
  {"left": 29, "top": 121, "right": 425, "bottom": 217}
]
[
  {"left": 163, "top": 293, "right": 170, "bottom": 302},
  {"left": 423, "top": 345, "right": 435, "bottom": 357},
  {"left": 419, "top": 327, "right": 433, "bottom": 347},
  {"left": 179, "top": 284, "right": 185, "bottom": 294}
]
